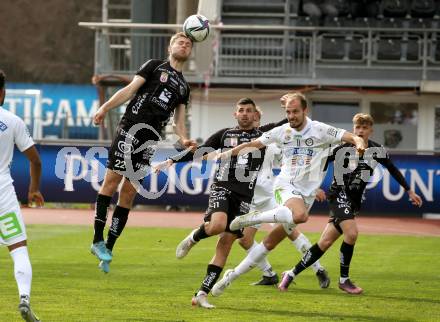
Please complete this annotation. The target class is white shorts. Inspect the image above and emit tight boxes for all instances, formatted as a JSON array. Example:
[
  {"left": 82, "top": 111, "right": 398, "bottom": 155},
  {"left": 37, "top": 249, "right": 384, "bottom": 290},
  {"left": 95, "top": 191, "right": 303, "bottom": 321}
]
[
  {"left": 0, "top": 185, "right": 27, "bottom": 246},
  {"left": 274, "top": 178, "right": 316, "bottom": 235}
]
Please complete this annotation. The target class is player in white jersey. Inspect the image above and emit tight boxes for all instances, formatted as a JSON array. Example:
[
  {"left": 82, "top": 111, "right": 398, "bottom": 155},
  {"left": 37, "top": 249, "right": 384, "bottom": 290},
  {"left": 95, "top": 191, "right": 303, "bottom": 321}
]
[
  {"left": 235, "top": 105, "right": 329, "bottom": 288},
  {"left": 211, "top": 92, "right": 365, "bottom": 296},
  {"left": 0, "top": 70, "right": 43, "bottom": 321}
]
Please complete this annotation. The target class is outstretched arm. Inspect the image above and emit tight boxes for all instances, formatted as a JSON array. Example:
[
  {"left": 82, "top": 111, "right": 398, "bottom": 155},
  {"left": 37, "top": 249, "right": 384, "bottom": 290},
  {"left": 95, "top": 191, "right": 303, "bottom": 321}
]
[
  {"left": 93, "top": 75, "right": 146, "bottom": 125},
  {"left": 341, "top": 132, "right": 366, "bottom": 154},
  {"left": 217, "top": 139, "right": 266, "bottom": 160},
  {"left": 379, "top": 157, "right": 423, "bottom": 207},
  {"left": 154, "top": 128, "right": 226, "bottom": 173}
]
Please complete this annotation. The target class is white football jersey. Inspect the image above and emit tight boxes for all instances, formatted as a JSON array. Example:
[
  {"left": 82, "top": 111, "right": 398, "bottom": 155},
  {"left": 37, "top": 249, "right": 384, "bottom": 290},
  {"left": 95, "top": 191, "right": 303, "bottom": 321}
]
[
  {"left": 0, "top": 107, "right": 34, "bottom": 191},
  {"left": 259, "top": 117, "right": 345, "bottom": 197},
  {"left": 252, "top": 144, "right": 281, "bottom": 205}
]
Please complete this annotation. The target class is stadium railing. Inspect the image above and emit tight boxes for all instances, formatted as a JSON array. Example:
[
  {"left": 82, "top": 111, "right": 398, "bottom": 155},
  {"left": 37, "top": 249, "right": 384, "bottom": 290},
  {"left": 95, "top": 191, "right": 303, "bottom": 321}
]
[{"left": 79, "top": 21, "right": 440, "bottom": 87}]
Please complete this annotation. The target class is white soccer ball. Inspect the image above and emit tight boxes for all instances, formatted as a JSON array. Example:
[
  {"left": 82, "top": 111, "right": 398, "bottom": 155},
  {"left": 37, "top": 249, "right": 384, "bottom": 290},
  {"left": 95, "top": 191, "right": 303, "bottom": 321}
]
[{"left": 183, "top": 14, "right": 210, "bottom": 42}]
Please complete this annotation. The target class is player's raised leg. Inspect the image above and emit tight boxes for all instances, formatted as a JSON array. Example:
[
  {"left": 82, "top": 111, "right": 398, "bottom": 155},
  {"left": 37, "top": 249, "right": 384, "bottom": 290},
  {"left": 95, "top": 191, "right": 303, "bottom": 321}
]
[{"left": 230, "top": 194, "right": 309, "bottom": 231}]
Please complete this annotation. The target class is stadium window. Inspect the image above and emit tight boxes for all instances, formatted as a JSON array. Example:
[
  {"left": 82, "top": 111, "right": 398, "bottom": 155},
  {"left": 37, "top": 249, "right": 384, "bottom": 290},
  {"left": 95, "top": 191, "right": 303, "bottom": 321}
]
[
  {"left": 435, "top": 107, "right": 440, "bottom": 151},
  {"left": 370, "top": 102, "right": 418, "bottom": 150},
  {"left": 309, "top": 101, "right": 360, "bottom": 132}
]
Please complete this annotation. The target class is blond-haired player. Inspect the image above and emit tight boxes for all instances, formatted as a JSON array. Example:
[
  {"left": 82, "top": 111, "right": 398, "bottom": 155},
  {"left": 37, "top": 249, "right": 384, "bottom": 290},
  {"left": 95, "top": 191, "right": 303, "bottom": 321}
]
[
  {"left": 235, "top": 104, "right": 330, "bottom": 288},
  {"left": 277, "top": 113, "right": 422, "bottom": 294},
  {"left": 211, "top": 92, "right": 365, "bottom": 297},
  {"left": 90, "top": 32, "right": 196, "bottom": 273}
]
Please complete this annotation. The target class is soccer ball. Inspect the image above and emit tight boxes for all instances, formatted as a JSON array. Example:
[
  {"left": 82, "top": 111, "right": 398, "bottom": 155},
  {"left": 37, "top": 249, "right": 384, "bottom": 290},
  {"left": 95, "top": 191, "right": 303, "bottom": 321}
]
[{"left": 183, "top": 14, "right": 210, "bottom": 42}]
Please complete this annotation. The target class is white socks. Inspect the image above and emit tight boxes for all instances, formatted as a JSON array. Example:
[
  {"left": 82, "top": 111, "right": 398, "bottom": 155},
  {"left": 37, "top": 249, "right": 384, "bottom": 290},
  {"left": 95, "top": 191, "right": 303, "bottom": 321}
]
[
  {"left": 231, "top": 243, "right": 270, "bottom": 281},
  {"left": 254, "top": 206, "right": 293, "bottom": 224},
  {"left": 291, "top": 233, "right": 323, "bottom": 273},
  {"left": 10, "top": 246, "right": 32, "bottom": 298},
  {"left": 247, "top": 241, "right": 275, "bottom": 277}
]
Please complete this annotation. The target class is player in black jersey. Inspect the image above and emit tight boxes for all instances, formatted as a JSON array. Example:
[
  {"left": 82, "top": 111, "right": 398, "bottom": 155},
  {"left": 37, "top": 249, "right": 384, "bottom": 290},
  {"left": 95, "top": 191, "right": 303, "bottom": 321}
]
[
  {"left": 90, "top": 32, "right": 196, "bottom": 273},
  {"left": 277, "top": 113, "right": 423, "bottom": 294},
  {"left": 155, "top": 98, "right": 287, "bottom": 308}
]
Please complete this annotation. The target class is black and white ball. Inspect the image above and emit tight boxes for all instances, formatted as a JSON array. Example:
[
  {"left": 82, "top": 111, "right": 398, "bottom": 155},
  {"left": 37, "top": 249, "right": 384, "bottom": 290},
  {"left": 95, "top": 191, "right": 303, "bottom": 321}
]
[{"left": 183, "top": 14, "right": 210, "bottom": 42}]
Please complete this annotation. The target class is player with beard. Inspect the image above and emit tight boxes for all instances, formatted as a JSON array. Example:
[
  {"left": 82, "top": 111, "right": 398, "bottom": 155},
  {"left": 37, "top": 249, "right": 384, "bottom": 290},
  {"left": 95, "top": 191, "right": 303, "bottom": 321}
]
[
  {"left": 90, "top": 32, "right": 196, "bottom": 273},
  {"left": 277, "top": 113, "right": 422, "bottom": 294},
  {"left": 210, "top": 92, "right": 366, "bottom": 297},
  {"left": 155, "top": 97, "right": 287, "bottom": 308},
  {"left": 237, "top": 105, "right": 330, "bottom": 288}
]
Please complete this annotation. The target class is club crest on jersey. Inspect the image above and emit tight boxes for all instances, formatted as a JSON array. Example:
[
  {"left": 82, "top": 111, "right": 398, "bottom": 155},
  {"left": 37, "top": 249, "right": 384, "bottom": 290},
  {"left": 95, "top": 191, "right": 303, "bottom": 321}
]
[
  {"left": 305, "top": 138, "right": 314, "bottom": 146},
  {"left": 117, "top": 141, "right": 134, "bottom": 154},
  {"left": 0, "top": 121, "right": 7, "bottom": 132},
  {"left": 160, "top": 72, "right": 168, "bottom": 83}
]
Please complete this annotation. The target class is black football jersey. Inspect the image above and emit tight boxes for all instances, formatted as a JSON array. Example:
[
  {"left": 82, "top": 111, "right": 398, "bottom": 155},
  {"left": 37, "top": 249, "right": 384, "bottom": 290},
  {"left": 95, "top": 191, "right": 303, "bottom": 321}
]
[
  {"left": 326, "top": 140, "right": 409, "bottom": 212},
  {"left": 172, "top": 120, "right": 287, "bottom": 200},
  {"left": 123, "top": 59, "right": 190, "bottom": 129}
]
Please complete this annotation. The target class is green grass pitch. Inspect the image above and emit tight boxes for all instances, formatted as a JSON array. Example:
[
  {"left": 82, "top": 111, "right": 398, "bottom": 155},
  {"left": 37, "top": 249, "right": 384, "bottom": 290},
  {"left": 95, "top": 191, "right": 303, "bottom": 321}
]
[{"left": 0, "top": 225, "right": 439, "bottom": 321}]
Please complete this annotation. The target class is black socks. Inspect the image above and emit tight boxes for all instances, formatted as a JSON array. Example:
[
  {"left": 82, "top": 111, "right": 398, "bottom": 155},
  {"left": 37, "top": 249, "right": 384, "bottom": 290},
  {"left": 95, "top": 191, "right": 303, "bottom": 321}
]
[
  {"left": 340, "top": 241, "right": 355, "bottom": 278},
  {"left": 293, "top": 243, "right": 325, "bottom": 276},
  {"left": 193, "top": 224, "right": 209, "bottom": 242},
  {"left": 93, "top": 194, "right": 112, "bottom": 243},
  {"left": 106, "top": 206, "right": 130, "bottom": 251},
  {"left": 199, "top": 264, "right": 223, "bottom": 294}
]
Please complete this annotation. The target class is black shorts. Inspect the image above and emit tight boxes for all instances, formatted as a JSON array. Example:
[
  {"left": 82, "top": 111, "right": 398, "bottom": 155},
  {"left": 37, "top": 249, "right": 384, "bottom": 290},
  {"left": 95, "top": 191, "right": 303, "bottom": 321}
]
[
  {"left": 204, "top": 184, "right": 251, "bottom": 237},
  {"left": 328, "top": 189, "right": 356, "bottom": 234},
  {"left": 107, "top": 117, "right": 160, "bottom": 181}
]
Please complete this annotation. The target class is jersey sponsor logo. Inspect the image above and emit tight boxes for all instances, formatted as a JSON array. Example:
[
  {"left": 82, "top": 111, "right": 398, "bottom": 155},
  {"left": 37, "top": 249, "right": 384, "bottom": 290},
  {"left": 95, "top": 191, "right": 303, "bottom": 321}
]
[
  {"left": 327, "top": 127, "right": 338, "bottom": 138},
  {"left": 237, "top": 153, "right": 249, "bottom": 166},
  {"left": 117, "top": 141, "right": 134, "bottom": 154},
  {"left": 132, "top": 93, "right": 147, "bottom": 115},
  {"left": 0, "top": 120, "right": 8, "bottom": 132},
  {"left": 211, "top": 189, "right": 227, "bottom": 197},
  {"left": 160, "top": 72, "right": 169, "bottom": 83},
  {"left": 142, "top": 146, "right": 156, "bottom": 160},
  {"left": 226, "top": 137, "right": 238, "bottom": 147},
  {"left": 291, "top": 155, "right": 311, "bottom": 166},
  {"left": 159, "top": 88, "right": 172, "bottom": 103},
  {"left": 288, "top": 147, "right": 315, "bottom": 157},
  {"left": 151, "top": 97, "right": 170, "bottom": 110},
  {"left": 0, "top": 212, "right": 23, "bottom": 240},
  {"left": 118, "top": 128, "right": 139, "bottom": 145},
  {"left": 239, "top": 201, "right": 250, "bottom": 214}
]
